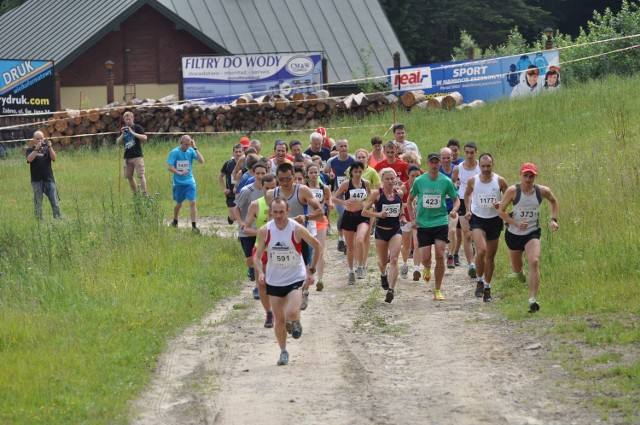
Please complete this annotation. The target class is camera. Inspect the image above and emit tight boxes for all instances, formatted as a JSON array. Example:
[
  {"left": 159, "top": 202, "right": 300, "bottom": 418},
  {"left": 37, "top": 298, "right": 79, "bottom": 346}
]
[{"left": 122, "top": 127, "right": 130, "bottom": 133}]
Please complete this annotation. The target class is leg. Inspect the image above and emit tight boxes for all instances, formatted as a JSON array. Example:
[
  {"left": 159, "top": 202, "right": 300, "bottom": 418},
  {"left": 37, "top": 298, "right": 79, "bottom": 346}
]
[
  {"left": 433, "top": 240, "right": 447, "bottom": 290},
  {"left": 136, "top": 158, "right": 147, "bottom": 194},
  {"left": 509, "top": 249, "right": 525, "bottom": 274},
  {"left": 388, "top": 234, "right": 402, "bottom": 290},
  {"left": 483, "top": 239, "right": 500, "bottom": 283},
  {"left": 124, "top": 160, "right": 137, "bottom": 192},
  {"left": 189, "top": 200, "right": 197, "bottom": 222},
  {"left": 355, "top": 223, "right": 370, "bottom": 267},
  {"left": 460, "top": 216, "right": 474, "bottom": 264},
  {"left": 173, "top": 202, "right": 183, "bottom": 220},
  {"left": 401, "top": 229, "right": 411, "bottom": 263},
  {"left": 344, "top": 230, "right": 356, "bottom": 269},
  {"left": 31, "top": 182, "right": 44, "bottom": 220},
  {"left": 472, "top": 228, "right": 488, "bottom": 279},
  {"left": 315, "top": 229, "right": 327, "bottom": 281},
  {"left": 524, "top": 239, "right": 542, "bottom": 299},
  {"left": 269, "top": 295, "right": 288, "bottom": 350},
  {"left": 375, "top": 238, "right": 389, "bottom": 275},
  {"left": 257, "top": 261, "right": 271, "bottom": 313}
]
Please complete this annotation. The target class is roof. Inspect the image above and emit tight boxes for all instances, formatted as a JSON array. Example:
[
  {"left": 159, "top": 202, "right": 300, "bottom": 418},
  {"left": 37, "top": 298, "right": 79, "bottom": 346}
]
[{"left": 0, "top": 0, "right": 408, "bottom": 85}]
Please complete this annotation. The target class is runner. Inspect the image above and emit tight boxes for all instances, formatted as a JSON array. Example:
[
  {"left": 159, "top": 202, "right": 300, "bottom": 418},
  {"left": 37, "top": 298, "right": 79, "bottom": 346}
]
[
  {"left": 451, "top": 142, "right": 481, "bottom": 277},
  {"left": 218, "top": 143, "right": 244, "bottom": 224},
  {"left": 463, "top": 153, "right": 508, "bottom": 302},
  {"left": 265, "top": 163, "right": 324, "bottom": 311},
  {"left": 242, "top": 174, "right": 278, "bottom": 327},
  {"left": 253, "top": 198, "right": 321, "bottom": 366},
  {"left": 324, "top": 139, "right": 355, "bottom": 254},
  {"left": 447, "top": 138, "right": 464, "bottom": 266},
  {"left": 400, "top": 164, "right": 423, "bottom": 280},
  {"left": 362, "top": 168, "right": 405, "bottom": 303},
  {"left": 332, "top": 162, "right": 371, "bottom": 284},
  {"left": 497, "top": 163, "right": 559, "bottom": 312},
  {"left": 439, "top": 147, "right": 458, "bottom": 268},
  {"left": 306, "top": 163, "right": 333, "bottom": 291},
  {"left": 407, "top": 153, "right": 459, "bottom": 301},
  {"left": 368, "top": 135, "right": 386, "bottom": 169},
  {"left": 374, "top": 141, "right": 409, "bottom": 190}
]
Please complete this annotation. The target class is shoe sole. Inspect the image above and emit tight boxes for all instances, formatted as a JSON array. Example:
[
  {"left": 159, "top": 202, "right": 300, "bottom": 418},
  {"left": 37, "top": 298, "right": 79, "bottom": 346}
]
[
  {"left": 316, "top": 282, "right": 324, "bottom": 291},
  {"left": 468, "top": 268, "right": 477, "bottom": 278},
  {"left": 413, "top": 271, "right": 421, "bottom": 281},
  {"left": 292, "top": 322, "right": 303, "bottom": 339},
  {"left": 385, "top": 291, "right": 394, "bottom": 303},
  {"left": 529, "top": 302, "right": 540, "bottom": 313}
]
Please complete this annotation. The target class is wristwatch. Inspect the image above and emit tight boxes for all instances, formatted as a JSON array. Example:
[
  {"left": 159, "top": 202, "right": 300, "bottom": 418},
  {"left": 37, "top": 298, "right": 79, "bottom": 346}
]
[
  {"left": 304, "top": 214, "right": 309, "bottom": 221},
  {"left": 309, "top": 267, "right": 316, "bottom": 274}
]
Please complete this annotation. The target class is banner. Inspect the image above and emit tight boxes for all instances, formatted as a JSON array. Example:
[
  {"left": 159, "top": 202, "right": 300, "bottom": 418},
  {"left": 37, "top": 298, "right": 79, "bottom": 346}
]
[
  {"left": 388, "top": 50, "right": 560, "bottom": 103},
  {"left": 1, "top": 59, "right": 55, "bottom": 115},
  {"left": 182, "top": 52, "right": 323, "bottom": 104}
]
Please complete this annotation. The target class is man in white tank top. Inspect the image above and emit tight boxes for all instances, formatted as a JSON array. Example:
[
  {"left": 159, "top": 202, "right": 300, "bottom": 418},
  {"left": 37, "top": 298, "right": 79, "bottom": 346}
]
[
  {"left": 464, "top": 153, "right": 508, "bottom": 303},
  {"left": 253, "top": 198, "right": 321, "bottom": 366},
  {"left": 498, "top": 163, "right": 559, "bottom": 313},
  {"left": 451, "top": 142, "right": 481, "bottom": 277}
]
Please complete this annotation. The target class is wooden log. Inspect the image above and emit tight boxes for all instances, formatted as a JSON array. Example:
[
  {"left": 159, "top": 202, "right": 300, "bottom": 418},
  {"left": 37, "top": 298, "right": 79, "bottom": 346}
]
[
  {"left": 292, "top": 92, "right": 306, "bottom": 106},
  {"left": 340, "top": 94, "right": 355, "bottom": 110},
  {"left": 442, "top": 91, "right": 463, "bottom": 110},
  {"left": 457, "top": 99, "right": 485, "bottom": 110},
  {"left": 427, "top": 96, "right": 443, "bottom": 110},
  {"left": 381, "top": 94, "right": 398, "bottom": 105},
  {"left": 88, "top": 109, "right": 100, "bottom": 122},
  {"left": 54, "top": 118, "right": 67, "bottom": 132},
  {"left": 235, "top": 94, "right": 253, "bottom": 110},
  {"left": 353, "top": 92, "right": 368, "bottom": 107},
  {"left": 411, "top": 101, "right": 429, "bottom": 112},
  {"left": 109, "top": 109, "right": 120, "bottom": 119},
  {"left": 401, "top": 91, "right": 426, "bottom": 108},
  {"left": 274, "top": 96, "right": 290, "bottom": 111}
]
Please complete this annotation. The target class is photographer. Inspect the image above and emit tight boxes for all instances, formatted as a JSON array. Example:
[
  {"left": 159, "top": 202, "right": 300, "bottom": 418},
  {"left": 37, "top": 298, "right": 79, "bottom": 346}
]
[
  {"left": 26, "top": 131, "right": 61, "bottom": 219},
  {"left": 116, "top": 111, "right": 148, "bottom": 195}
]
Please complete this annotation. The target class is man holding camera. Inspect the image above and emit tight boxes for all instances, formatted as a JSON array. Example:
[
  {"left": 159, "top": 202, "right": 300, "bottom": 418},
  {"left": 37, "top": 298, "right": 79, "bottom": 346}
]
[
  {"left": 116, "top": 111, "right": 148, "bottom": 195},
  {"left": 26, "top": 130, "right": 61, "bottom": 219}
]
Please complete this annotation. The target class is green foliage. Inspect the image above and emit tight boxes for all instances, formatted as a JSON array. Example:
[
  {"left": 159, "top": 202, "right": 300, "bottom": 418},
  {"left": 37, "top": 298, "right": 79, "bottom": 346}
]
[
  {"left": 451, "top": 1, "right": 640, "bottom": 83},
  {"left": 351, "top": 45, "right": 391, "bottom": 94},
  {"left": 0, "top": 0, "right": 26, "bottom": 16}
]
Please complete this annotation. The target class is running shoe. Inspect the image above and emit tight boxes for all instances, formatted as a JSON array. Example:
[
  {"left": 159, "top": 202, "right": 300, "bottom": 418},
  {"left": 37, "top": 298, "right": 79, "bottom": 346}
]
[
  {"left": 227, "top": 216, "right": 234, "bottom": 225},
  {"left": 413, "top": 270, "right": 421, "bottom": 281},
  {"left": 252, "top": 286, "right": 260, "bottom": 300},
  {"left": 380, "top": 274, "right": 389, "bottom": 290},
  {"left": 170, "top": 220, "right": 178, "bottom": 228},
  {"left": 475, "top": 281, "right": 484, "bottom": 298},
  {"left": 248, "top": 267, "right": 256, "bottom": 282},
  {"left": 301, "top": 290, "right": 309, "bottom": 310},
  {"left": 423, "top": 268, "right": 431, "bottom": 282},
  {"left": 385, "top": 288, "right": 395, "bottom": 303},
  {"left": 517, "top": 271, "right": 526, "bottom": 283},
  {"left": 337, "top": 240, "right": 346, "bottom": 253},
  {"left": 348, "top": 271, "right": 356, "bottom": 285},
  {"left": 468, "top": 264, "right": 477, "bottom": 279},
  {"left": 454, "top": 253, "right": 461, "bottom": 266},
  {"left": 285, "top": 321, "right": 292, "bottom": 334},
  {"left": 433, "top": 289, "right": 445, "bottom": 301},
  {"left": 400, "top": 263, "right": 409, "bottom": 279},
  {"left": 447, "top": 255, "right": 455, "bottom": 269},
  {"left": 291, "top": 319, "right": 303, "bottom": 339},
  {"left": 356, "top": 266, "right": 366, "bottom": 279},
  {"left": 483, "top": 287, "right": 492, "bottom": 302},
  {"left": 316, "top": 280, "right": 324, "bottom": 291},
  {"left": 528, "top": 299, "right": 540, "bottom": 313},
  {"left": 264, "top": 311, "right": 274, "bottom": 328},
  {"left": 277, "top": 350, "right": 289, "bottom": 366},
  {"left": 192, "top": 227, "right": 201, "bottom": 235}
]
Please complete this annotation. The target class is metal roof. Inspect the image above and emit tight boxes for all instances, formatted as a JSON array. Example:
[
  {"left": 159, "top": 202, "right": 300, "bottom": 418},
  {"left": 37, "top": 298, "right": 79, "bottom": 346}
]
[{"left": 0, "top": 0, "right": 408, "bottom": 85}]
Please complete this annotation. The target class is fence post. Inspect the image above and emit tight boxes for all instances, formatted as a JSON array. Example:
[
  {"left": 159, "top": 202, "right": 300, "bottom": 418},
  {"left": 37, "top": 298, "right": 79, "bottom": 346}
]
[
  {"left": 322, "top": 57, "right": 328, "bottom": 91},
  {"left": 393, "top": 52, "right": 401, "bottom": 93},
  {"left": 105, "top": 60, "right": 114, "bottom": 104}
]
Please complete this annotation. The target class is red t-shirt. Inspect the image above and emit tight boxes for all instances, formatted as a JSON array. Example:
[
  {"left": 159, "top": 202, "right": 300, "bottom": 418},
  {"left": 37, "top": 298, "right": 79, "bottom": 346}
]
[{"left": 374, "top": 159, "right": 409, "bottom": 185}]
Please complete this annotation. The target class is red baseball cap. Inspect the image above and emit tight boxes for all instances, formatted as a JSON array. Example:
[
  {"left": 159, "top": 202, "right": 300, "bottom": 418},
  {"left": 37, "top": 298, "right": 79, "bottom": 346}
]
[
  {"left": 316, "top": 127, "right": 326, "bottom": 138},
  {"left": 239, "top": 136, "right": 250, "bottom": 148},
  {"left": 520, "top": 163, "right": 538, "bottom": 175}
]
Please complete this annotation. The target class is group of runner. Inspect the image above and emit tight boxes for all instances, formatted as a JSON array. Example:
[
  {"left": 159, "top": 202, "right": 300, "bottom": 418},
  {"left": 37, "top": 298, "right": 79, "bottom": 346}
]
[{"left": 220, "top": 125, "right": 559, "bottom": 365}]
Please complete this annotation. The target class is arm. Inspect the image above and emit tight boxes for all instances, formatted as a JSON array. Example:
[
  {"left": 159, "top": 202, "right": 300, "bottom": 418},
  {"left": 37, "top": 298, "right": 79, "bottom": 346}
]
[
  {"left": 541, "top": 185, "right": 559, "bottom": 231},
  {"left": 497, "top": 186, "right": 516, "bottom": 224},
  {"left": 360, "top": 191, "right": 381, "bottom": 219},
  {"left": 407, "top": 193, "right": 417, "bottom": 227},
  {"left": 299, "top": 186, "right": 324, "bottom": 222},
  {"left": 494, "top": 176, "right": 509, "bottom": 209},
  {"left": 243, "top": 201, "right": 259, "bottom": 237},
  {"left": 464, "top": 177, "right": 475, "bottom": 220},
  {"left": 130, "top": 125, "right": 147, "bottom": 142},
  {"left": 323, "top": 186, "right": 334, "bottom": 210},
  {"left": 295, "top": 224, "right": 321, "bottom": 283},
  {"left": 331, "top": 180, "right": 349, "bottom": 205},
  {"left": 192, "top": 143, "right": 204, "bottom": 164},
  {"left": 218, "top": 172, "right": 229, "bottom": 194},
  {"left": 253, "top": 226, "right": 269, "bottom": 284},
  {"left": 451, "top": 166, "right": 460, "bottom": 188}
]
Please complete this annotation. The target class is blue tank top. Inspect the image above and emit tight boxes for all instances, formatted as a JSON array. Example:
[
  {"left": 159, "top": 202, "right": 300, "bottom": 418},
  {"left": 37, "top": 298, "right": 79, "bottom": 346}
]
[{"left": 439, "top": 165, "right": 455, "bottom": 211}]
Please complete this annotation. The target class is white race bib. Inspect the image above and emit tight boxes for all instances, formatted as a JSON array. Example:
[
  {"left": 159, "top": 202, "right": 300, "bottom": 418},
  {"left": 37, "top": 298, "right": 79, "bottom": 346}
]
[
  {"left": 422, "top": 194, "right": 441, "bottom": 208},
  {"left": 310, "top": 188, "right": 324, "bottom": 201},
  {"left": 336, "top": 176, "right": 346, "bottom": 187},
  {"left": 269, "top": 250, "right": 297, "bottom": 267},
  {"left": 515, "top": 207, "right": 539, "bottom": 220},
  {"left": 381, "top": 203, "right": 401, "bottom": 217},
  {"left": 176, "top": 160, "right": 189, "bottom": 172},
  {"left": 476, "top": 193, "right": 497, "bottom": 208},
  {"left": 349, "top": 188, "right": 367, "bottom": 200}
]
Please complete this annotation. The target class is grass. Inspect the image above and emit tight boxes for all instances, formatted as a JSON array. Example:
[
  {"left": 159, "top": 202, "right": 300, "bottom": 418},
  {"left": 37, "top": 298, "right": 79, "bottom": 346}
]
[{"left": 0, "top": 73, "right": 639, "bottom": 423}]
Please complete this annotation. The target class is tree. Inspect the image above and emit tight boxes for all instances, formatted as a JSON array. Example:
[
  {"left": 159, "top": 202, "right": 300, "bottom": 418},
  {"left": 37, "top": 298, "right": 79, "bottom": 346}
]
[{"left": 0, "top": 0, "right": 26, "bottom": 16}]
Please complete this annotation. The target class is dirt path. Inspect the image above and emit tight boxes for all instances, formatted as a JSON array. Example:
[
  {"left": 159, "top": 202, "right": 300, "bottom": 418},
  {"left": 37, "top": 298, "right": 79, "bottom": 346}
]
[{"left": 131, "top": 219, "right": 600, "bottom": 425}]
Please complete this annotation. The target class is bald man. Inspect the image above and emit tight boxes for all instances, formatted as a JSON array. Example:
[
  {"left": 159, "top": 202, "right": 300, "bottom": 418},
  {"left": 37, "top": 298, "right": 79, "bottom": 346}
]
[{"left": 26, "top": 131, "right": 61, "bottom": 219}]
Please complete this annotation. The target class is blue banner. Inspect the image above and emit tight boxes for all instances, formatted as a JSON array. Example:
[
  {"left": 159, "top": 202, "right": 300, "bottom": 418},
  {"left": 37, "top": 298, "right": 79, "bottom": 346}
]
[
  {"left": 388, "top": 50, "right": 560, "bottom": 103},
  {"left": 1, "top": 59, "right": 55, "bottom": 114},
  {"left": 182, "top": 52, "right": 323, "bottom": 104}
]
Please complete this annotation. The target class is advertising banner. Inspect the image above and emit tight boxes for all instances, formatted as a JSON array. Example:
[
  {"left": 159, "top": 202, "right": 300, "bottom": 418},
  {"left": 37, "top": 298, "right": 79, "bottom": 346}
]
[
  {"left": 1, "top": 59, "right": 55, "bottom": 115},
  {"left": 182, "top": 52, "right": 323, "bottom": 104},
  {"left": 388, "top": 50, "right": 560, "bottom": 102}
]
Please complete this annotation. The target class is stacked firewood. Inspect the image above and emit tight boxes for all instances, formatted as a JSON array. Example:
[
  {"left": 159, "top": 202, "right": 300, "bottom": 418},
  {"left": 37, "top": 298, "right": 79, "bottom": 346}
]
[{"left": 8, "top": 89, "right": 471, "bottom": 148}]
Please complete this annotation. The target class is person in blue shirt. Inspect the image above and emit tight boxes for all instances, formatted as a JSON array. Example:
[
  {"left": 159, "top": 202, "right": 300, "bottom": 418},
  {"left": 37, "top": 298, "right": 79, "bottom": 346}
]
[{"left": 167, "top": 135, "right": 204, "bottom": 233}]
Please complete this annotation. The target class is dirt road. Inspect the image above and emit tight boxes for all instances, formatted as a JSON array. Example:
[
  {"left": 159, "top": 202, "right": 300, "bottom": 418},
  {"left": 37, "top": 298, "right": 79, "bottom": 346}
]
[{"left": 131, "top": 220, "right": 600, "bottom": 425}]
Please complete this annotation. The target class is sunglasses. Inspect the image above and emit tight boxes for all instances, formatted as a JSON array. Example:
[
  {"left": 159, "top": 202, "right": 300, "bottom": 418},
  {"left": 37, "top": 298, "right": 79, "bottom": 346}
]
[
  {"left": 277, "top": 176, "right": 293, "bottom": 182},
  {"left": 527, "top": 71, "right": 539, "bottom": 76}
]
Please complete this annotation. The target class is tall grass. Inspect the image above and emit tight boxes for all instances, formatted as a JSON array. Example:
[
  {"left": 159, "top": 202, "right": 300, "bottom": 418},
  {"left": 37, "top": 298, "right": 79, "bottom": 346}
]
[{"left": 0, "top": 73, "right": 638, "bottom": 423}]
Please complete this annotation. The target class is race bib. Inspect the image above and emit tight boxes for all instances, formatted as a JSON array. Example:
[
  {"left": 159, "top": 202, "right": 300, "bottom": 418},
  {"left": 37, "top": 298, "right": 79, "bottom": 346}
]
[
  {"left": 230, "top": 175, "right": 236, "bottom": 184},
  {"left": 269, "top": 249, "right": 297, "bottom": 267},
  {"left": 422, "top": 194, "right": 441, "bottom": 208},
  {"left": 176, "top": 160, "right": 189, "bottom": 172},
  {"left": 310, "top": 188, "right": 324, "bottom": 201},
  {"left": 381, "top": 203, "right": 401, "bottom": 217},
  {"left": 336, "top": 176, "right": 346, "bottom": 187},
  {"left": 349, "top": 188, "right": 367, "bottom": 200},
  {"left": 476, "top": 193, "right": 497, "bottom": 208},
  {"left": 515, "top": 207, "right": 539, "bottom": 220},
  {"left": 394, "top": 177, "right": 403, "bottom": 189}
]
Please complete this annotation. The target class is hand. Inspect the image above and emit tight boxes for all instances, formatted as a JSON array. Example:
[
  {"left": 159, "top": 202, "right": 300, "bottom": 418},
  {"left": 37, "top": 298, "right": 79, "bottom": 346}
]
[
  {"left": 465, "top": 211, "right": 472, "bottom": 221},
  {"left": 551, "top": 220, "right": 559, "bottom": 231},
  {"left": 305, "top": 274, "right": 315, "bottom": 286},
  {"left": 224, "top": 188, "right": 230, "bottom": 195},
  {"left": 295, "top": 215, "right": 305, "bottom": 224},
  {"left": 493, "top": 201, "right": 501, "bottom": 209},
  {"left": 182, "top": 169, "right": 189, "bottom": 175},
  {"left": 449, "top": 211, "right": 458, "bottom": 219},
  {"left": 258, "top": 273, "right": 266, "bottom": 286},
  {"left": 379, "top": 211, "right": 389, "bottom": 218},
  {"left": 519, "top": 220, "right": 528, "bottom": 230}
]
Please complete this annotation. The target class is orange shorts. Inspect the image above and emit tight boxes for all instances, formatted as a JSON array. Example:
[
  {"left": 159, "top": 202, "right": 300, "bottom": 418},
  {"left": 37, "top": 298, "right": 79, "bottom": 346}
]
[{"left": 315, "top": 215, "right": 328, "bottom": 231}]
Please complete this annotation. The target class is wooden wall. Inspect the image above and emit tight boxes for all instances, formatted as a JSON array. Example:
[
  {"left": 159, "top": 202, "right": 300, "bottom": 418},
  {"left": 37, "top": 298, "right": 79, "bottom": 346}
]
[{"left": 60, "top": 4, "right": 218, "bottom": 87}]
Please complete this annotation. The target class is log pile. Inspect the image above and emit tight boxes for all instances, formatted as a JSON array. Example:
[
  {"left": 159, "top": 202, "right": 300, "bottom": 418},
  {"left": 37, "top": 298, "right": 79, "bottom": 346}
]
[{"left": 1, "top": 89, "right": 480, "bottom": 149}]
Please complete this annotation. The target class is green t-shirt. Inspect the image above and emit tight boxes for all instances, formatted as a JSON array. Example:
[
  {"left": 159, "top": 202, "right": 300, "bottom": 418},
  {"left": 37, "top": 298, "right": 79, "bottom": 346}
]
[{"left": 410, "top": 173, "right": 457, "bottom": 228}]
